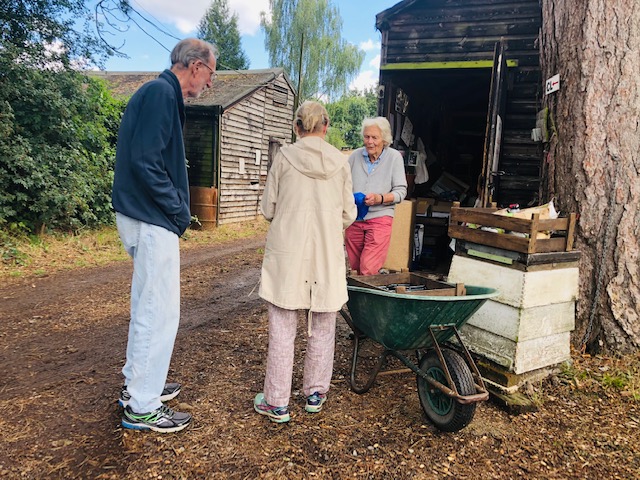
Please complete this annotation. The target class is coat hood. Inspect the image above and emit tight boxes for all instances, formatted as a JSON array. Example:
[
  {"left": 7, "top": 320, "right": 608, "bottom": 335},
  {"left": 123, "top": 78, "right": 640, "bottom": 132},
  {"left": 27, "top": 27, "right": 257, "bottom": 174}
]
[{"left": 279, "top": 136, "right": 347, "bottom": 180}]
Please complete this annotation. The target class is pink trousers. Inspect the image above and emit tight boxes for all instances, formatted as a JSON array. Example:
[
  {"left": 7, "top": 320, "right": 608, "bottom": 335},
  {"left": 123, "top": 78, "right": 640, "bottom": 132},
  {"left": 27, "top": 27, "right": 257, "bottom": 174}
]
[
  {"left": 263, "top": 303, "right": 337, "bottom": 407},
  {"left": 344, "top": 216, "right": 393, "bottom": 275}
]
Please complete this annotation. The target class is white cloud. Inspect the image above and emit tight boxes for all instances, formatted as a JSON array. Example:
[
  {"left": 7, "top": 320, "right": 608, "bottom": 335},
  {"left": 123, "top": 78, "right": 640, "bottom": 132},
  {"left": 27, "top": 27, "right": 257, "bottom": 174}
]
[
  {"left": 359, "top": 39, "right": 381, "bottom": 52},
  {"left": 230, "top": 0, "right": 270, "bottom": 35},
  {"left": 38, "top": 39, "right": 94, "bottom": 71},
  {"left": 349, "top": 69, "right": 378, "bottom": 92},
  {"left": 130, "top": 0, "right": 269, "bottom": 35},
  {"left": 347, "top": 54, "right": 381, "bottom": 91}
]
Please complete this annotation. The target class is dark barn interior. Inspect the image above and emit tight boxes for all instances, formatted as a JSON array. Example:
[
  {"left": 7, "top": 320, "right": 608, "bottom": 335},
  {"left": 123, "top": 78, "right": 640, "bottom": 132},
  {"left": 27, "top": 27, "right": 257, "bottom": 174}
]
[
  {"left": 389, "top": 69, "right": 493, "bottom": 203},
  {"left": 376, "top": 0, "right": 544, "bottom": 209},
  {"left": 374, "top": 0, "right": 544, "bottom": 271}
]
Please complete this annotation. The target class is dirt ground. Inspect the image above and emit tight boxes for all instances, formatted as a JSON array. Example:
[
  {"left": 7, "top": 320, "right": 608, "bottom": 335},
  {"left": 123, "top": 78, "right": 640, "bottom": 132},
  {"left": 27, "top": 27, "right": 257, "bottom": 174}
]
[{"left": 0, "top": 233, "right": 638, "bottom": 479}]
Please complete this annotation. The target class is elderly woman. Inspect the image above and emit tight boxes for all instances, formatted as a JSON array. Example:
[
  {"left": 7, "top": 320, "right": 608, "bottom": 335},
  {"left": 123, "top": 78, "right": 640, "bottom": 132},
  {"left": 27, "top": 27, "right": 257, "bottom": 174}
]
[
  {"left": 254, "top": 101, "right": 357, "bottom": 423},
  {"left": 345, "top": 117, "right": 407, "bottom": 275}
]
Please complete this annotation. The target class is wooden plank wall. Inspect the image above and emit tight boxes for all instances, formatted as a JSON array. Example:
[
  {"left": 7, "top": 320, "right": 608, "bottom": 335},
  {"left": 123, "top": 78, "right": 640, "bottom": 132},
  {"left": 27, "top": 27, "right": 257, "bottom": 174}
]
[
  {"left": 381, "top": 0, "right": 542, "bottom": 67},
  {"left": 218, "top": 75, "right": 294, "bottom": 225}
]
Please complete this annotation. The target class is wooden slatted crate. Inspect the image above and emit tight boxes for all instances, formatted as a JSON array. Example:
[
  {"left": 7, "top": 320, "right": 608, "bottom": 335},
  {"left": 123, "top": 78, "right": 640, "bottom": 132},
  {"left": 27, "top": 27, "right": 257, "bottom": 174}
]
[
  {"left": 448, "top": 202, "right": 576, "bottom": 254},
  {"left": 347, "top": 272, "right": 465, "bottom": 296}
]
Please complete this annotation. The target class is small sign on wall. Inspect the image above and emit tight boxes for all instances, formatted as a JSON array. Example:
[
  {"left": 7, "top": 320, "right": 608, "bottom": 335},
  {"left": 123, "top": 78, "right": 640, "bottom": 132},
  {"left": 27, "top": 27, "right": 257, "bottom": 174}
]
[
  {"left": 545, "top": 74, "right": 560, "bottom": 95},
  {"left": 255, "top": 149, "right": 261, "bottom": 166}
]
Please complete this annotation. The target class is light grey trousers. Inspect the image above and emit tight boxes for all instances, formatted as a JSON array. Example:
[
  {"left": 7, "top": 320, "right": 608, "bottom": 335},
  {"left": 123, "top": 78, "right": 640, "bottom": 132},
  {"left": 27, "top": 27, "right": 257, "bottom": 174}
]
[{"left": 263, "top": 303, "right": 337, "bottom": 407}]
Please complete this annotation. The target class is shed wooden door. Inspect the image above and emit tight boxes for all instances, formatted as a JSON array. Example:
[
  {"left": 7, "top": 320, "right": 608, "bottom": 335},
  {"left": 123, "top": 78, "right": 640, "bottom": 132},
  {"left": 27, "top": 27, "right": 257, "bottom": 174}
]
[
  {"left": 185, "top": 111, "right": 219, "bottom": 188},
  {"left": 478, "top": 41, "right": 508, "bottom": 207}
]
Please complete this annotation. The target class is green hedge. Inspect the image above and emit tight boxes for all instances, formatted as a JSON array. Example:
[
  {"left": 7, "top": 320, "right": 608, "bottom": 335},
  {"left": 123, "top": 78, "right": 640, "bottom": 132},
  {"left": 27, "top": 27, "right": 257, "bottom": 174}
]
[{"left": 0, "top": 65, "right": 124, "bottom": 233}]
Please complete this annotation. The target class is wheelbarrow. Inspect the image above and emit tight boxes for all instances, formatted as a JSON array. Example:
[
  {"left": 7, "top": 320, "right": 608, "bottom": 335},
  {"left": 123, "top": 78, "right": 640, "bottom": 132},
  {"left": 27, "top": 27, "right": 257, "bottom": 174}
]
[{"left": 339, "top": 272, "right": 498, "bottom": 432}]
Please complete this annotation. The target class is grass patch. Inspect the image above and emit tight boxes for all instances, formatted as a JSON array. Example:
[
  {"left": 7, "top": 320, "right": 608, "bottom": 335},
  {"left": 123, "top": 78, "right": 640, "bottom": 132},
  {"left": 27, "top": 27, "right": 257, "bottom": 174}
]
[
  {"left": 0, "top": 218, "right": 269, "bottom": 284},
  {"left": 558, "top": 361, "right": 590, "bottom": 382},
  {"left": 559, "top": 352, "right": 640, "bottom": 401},
  {"left": 602, "top": 372, "right": 629, "bottom": 390},
  {"left": 182, "top": 218, "right": 269, "bottom": 245}
]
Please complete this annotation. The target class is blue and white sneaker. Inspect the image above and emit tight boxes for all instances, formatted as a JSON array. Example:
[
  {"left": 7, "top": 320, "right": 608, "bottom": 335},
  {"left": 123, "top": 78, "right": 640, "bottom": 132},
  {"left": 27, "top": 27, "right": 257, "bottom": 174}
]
[
  {"left": 254, "top": 393, "right": 290, "bottom": 423},
  {"left": 305, "top": 392, "right": 327, "bottom": 413},
  {"left": 119, "top": 383, "right": 182, "bottom": 408}
]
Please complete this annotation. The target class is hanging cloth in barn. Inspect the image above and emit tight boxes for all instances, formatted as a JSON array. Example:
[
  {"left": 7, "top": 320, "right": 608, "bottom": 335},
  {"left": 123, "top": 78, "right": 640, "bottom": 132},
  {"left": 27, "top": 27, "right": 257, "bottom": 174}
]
[{"left": 415, "top": 138, "right": 430, "bottom": 185}]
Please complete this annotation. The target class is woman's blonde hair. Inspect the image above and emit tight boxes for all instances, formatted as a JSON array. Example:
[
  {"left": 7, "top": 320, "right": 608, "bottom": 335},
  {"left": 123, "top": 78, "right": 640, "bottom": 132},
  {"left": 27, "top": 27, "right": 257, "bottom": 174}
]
[
  {"left": 361, "top": 117, "right": 393, "bottom": 146},
  {"left": 293, "top": 101, "right": 329, "bottom": 135}
]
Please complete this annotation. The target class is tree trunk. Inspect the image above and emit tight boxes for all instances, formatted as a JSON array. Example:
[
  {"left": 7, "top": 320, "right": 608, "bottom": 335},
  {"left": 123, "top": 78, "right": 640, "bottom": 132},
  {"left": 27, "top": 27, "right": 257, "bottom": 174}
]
[{"left": 540, "top": 0, "right": 640, "bottom": 352}]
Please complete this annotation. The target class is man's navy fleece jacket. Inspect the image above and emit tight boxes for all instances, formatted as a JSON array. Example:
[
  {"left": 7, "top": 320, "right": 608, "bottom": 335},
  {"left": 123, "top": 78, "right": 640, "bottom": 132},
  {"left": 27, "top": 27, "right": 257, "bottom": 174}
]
[{"left": 112, "top": 69, "right": 191, "bottom": 236}]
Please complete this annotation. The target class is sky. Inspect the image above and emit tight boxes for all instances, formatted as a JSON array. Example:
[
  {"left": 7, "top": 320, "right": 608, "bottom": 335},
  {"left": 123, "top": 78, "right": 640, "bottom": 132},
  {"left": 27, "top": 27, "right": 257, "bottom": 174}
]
[{"left": 101, "top": 0, "right": 397, "bottom": 91}]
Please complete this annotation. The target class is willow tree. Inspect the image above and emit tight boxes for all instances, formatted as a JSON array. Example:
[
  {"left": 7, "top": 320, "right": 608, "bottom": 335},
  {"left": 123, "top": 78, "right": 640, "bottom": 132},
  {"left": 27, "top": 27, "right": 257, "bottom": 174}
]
[
  {"left": 260, "top": 0, "right": 364, "bottom": 103},
  {"left": 540, "top": 0, "right": 640, "bottom": 352},
  {"left": 197, "top": 0, "right": 250, "bottom": 71}
]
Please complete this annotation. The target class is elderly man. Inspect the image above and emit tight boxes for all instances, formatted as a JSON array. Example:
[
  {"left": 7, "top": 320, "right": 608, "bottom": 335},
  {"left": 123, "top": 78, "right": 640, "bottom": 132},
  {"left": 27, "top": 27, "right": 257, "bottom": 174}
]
[{"left": 111, "top": 38, "right": 217, "bottom": 433}]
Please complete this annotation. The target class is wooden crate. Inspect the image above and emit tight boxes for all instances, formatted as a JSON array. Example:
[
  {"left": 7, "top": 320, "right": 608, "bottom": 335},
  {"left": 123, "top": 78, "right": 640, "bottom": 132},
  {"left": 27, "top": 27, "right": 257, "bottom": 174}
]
[
  {"left": 347, "top": 272, "right": 466, "bottom": 296},
  {"left": 448, "top": 203, "right": 576, "bottom": 254},
  {"left": 448, "top": 255, "right": 579, "bottom": 308},
  {"left": 459, "top": 325, "right": 571, "bottom": 375},
  {"left": 448, "top": 255, "right": 577, "bottom": 376}
]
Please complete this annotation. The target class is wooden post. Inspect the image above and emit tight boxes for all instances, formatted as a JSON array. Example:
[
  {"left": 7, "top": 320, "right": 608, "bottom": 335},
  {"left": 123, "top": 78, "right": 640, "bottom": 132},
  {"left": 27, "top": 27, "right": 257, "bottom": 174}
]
[
  {"left": 528, "top": 213, "right": 540, "bottom": 253},
  {"left": 566, "top": 213, "right": 577, "bottom": 251}
]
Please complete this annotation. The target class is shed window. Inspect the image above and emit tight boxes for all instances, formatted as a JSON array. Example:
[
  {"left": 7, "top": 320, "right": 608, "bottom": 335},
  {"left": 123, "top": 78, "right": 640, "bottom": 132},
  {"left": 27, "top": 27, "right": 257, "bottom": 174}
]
[{"left": 272, "top": 84, "right": 289, "bottom": 106}]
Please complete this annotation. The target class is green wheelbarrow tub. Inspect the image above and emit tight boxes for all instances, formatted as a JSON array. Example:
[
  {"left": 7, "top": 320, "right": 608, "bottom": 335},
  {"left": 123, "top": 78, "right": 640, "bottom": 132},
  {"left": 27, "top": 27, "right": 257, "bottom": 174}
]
[
  {"left": 346, "top": 284, "right": 498, "bottom": 351},
  {"left": 341, "top": 274, "right": 498, "bottom": 432}
]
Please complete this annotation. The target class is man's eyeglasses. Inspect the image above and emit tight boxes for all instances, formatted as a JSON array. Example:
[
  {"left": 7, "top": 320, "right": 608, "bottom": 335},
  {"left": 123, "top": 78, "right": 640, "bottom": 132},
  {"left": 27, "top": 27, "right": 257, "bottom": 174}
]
[{"left": 197, "top": 59, "right": 217, "bottom": 81}]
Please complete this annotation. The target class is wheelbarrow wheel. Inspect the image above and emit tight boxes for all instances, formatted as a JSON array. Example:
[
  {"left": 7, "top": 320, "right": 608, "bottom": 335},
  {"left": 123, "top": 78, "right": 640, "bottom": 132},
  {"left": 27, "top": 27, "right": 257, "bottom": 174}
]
[{"left": 417, "top": 349, "right": 477, "bottom": 432}]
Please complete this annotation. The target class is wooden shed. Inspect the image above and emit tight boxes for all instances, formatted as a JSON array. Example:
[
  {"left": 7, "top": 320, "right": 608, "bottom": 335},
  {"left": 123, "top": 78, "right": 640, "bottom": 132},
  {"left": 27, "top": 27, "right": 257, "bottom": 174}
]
[
  {"left": 185, "top": 68, "right": 295, "bottom": 226},
  {"left": 375, "top": 0, "right": 544, "bottom": 208},
  {"left": 94, "top": 68, "right": 295, "bottom": 227}
]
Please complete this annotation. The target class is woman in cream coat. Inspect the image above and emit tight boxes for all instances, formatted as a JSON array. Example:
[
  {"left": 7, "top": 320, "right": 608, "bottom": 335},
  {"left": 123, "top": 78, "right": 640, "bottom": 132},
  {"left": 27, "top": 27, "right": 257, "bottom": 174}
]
[{"left": 254, "top": 101, "right": 357, "bottom": 423}]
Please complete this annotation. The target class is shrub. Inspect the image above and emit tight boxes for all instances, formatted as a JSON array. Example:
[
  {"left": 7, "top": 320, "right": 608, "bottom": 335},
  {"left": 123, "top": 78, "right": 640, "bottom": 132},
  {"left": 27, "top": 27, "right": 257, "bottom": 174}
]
[{"left": 0, "top": 65, "right": 124, "bottom": 233}]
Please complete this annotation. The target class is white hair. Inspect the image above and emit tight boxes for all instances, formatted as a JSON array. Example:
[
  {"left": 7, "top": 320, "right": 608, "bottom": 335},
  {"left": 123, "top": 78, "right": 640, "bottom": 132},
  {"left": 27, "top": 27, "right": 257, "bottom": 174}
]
[
  {"left": 361, "top": 117, "right": 392, "bottom": 146},
  {"left": 170, "top": 38, "right": 218, "bottom": 68}
]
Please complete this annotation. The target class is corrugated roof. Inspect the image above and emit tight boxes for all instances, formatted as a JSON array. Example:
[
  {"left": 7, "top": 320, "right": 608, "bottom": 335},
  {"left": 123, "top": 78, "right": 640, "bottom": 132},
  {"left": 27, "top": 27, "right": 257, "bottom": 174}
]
[
  {"left": 90, "top": 71, "right": 158, "bottom": 99},
  {"left": 90, "top": 68, "right": 293, "bottom": 110}
]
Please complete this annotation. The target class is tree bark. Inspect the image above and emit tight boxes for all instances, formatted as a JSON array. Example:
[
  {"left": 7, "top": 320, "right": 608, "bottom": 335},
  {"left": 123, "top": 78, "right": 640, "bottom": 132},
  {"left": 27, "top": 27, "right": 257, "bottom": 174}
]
[{"left": 540, "top": 0, "right": 640, "bottom": 352}]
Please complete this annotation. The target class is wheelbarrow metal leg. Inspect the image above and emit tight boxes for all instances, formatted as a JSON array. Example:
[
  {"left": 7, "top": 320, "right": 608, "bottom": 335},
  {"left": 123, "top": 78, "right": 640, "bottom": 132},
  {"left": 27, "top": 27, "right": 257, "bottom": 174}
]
[
  {"left": 425, "top": 325, "right": 489, "bottom": 403},
  {"left": 447, "top": 325, "right": 489, "bottom": 398},
  {"left": 341, "top": 307, "right": 392, "bottom": 394}
]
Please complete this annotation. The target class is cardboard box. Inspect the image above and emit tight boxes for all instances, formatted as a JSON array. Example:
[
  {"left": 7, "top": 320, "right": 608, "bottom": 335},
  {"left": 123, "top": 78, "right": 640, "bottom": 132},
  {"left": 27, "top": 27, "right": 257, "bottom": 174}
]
[
  {"left": 415, "top": 197, "right": 435, "bottom": 215},
  {"left": 431, "top": 200, "right": 453, "bottom": 213},
  {"left": 415, "top": 197, "right": 452, "bottom": 215},
  {"left": 383, "top": 200, "right": 416, "bottom": 271},
  {"left": 429, "top": 172, "right": 469, "bottom": 200}
]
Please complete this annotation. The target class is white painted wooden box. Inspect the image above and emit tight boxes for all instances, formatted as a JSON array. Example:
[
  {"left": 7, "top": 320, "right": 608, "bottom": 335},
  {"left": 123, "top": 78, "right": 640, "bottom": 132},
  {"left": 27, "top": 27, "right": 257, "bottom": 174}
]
[
  {"left": 448, "top": 255, "right": 579, "bottom": 308},
  {"left": 448, "top": 255, "right": 577, "bottom": 375}
]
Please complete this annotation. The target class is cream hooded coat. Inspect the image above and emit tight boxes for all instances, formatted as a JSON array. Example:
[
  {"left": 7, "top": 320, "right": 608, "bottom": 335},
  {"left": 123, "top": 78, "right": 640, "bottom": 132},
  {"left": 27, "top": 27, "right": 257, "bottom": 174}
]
[{"left": 259, "top": 136, "right": 357, "bottom": 312}]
